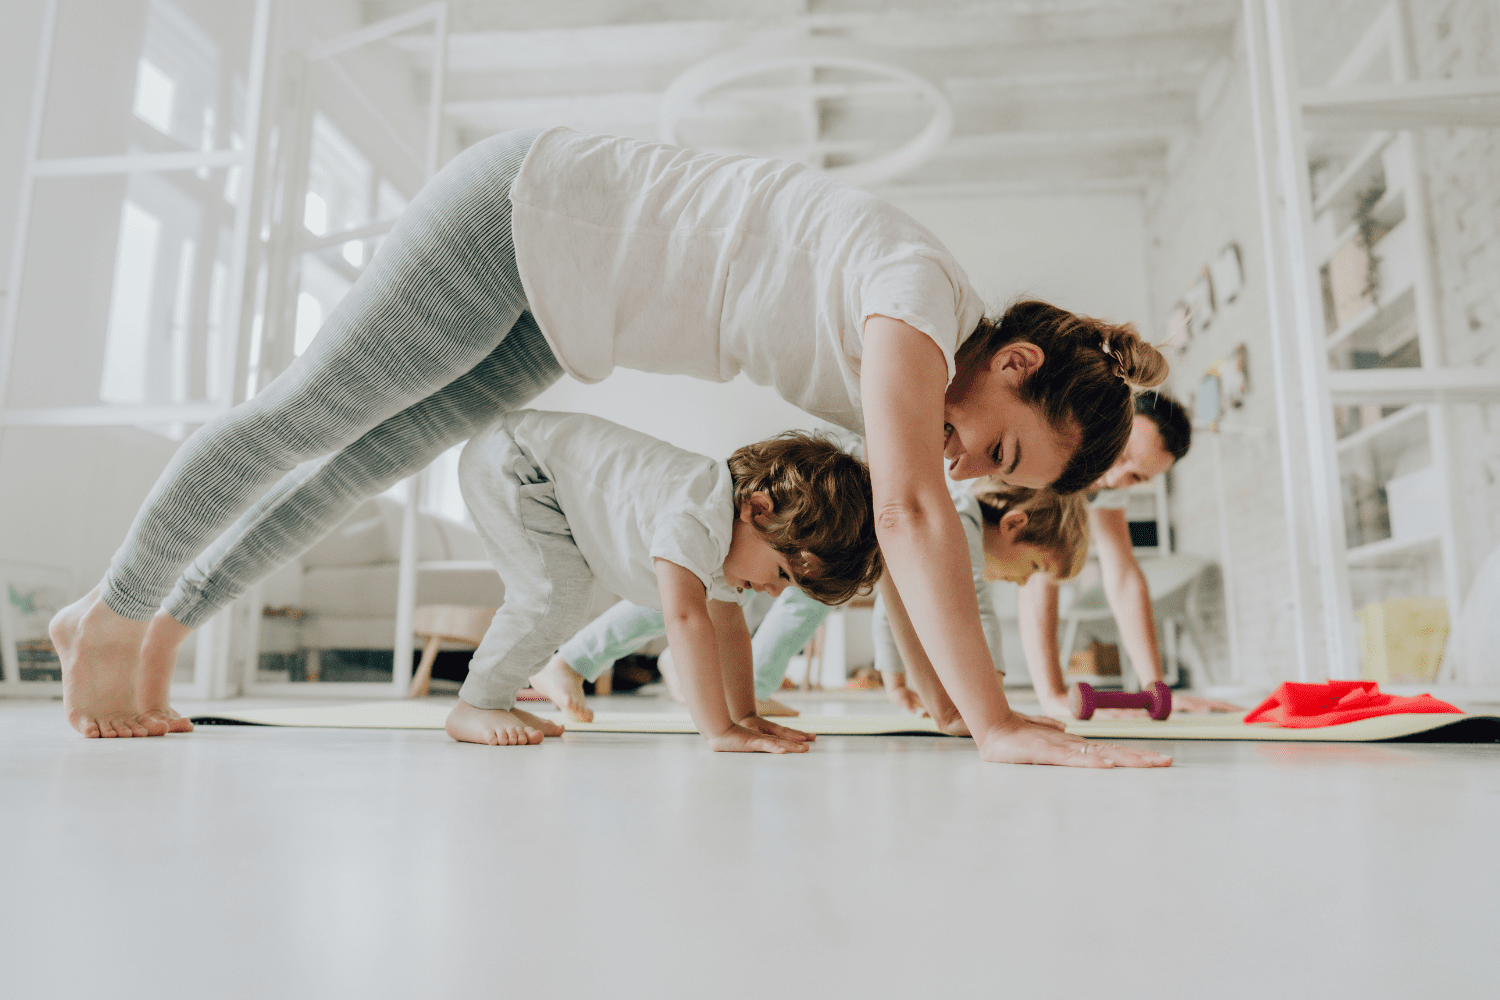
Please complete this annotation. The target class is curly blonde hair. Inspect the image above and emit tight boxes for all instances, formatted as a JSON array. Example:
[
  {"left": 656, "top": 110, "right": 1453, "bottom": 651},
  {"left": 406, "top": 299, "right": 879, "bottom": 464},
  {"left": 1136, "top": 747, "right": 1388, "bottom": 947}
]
[
  {"left": 972, "top": 480, "right": 1090, "bottom": 580},
  {"left": 727, "top": 432, "right": 883, "bottom": 605}
]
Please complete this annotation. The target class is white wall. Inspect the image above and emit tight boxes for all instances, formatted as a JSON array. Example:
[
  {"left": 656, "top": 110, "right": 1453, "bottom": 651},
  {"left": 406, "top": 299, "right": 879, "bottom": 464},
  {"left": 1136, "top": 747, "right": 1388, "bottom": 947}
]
[{"left": 0, "top": 0, "right": 445, "bottom": 593}]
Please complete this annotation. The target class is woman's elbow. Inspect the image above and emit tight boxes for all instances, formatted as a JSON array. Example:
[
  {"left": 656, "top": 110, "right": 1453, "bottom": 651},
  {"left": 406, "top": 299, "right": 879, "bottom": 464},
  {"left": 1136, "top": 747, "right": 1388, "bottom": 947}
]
[{"left": 874, "top": 497, "right": 942, "bottom": 539}]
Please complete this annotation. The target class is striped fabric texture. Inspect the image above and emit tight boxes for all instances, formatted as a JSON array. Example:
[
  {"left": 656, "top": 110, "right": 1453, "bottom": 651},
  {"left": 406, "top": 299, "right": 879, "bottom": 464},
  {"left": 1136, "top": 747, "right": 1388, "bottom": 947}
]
[{"left": 104, "top": 128, "right": 559, "bottom": 626}]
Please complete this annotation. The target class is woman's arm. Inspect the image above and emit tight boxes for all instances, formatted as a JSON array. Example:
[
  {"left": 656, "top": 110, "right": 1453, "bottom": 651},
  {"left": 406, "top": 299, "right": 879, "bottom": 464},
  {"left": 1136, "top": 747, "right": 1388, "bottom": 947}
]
[
  {"left": 877, "top": 573, "right": 962, "bottom": 729},
  {"left": 860, "top": 316, "right": 1170, "bottom": 767},
  {"left": 1018, "top": 573, "right": 1071, "bottom": 716},
  {"left": 1092, "top": 507, "right": 1162, "bottom": 686}
]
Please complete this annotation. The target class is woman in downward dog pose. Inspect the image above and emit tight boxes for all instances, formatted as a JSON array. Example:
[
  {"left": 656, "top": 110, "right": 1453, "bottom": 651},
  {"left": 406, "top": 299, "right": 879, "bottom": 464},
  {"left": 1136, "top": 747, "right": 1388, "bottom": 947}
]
[{"left": 52, "top": 125, "right": 1171, "bottom": 767}]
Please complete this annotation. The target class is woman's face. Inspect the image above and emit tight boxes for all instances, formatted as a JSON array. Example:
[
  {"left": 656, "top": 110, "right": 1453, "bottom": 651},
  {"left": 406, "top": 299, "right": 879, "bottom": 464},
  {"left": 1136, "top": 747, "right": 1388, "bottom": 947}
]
[
  {"left": 942, "top": 343, "right": 1077, "bottom": 488},
  {"left": 1095, "top": 415, "right": 1175, "bottom": 491}
]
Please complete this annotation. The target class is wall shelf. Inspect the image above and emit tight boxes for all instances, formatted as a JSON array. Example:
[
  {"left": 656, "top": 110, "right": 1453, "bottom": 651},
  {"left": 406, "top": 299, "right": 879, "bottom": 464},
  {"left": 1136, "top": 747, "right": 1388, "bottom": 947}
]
[
  {"left": 1309, "top": 131, "right": 1393, "bottom": 216},
  {"left": 1345, "top": 533, "right": 1440, "bottom": 566},
  {"left": 1327, "top": 367, "right": 1500, "bottom": 405},
  {"left": 1335, "top": 403, "right": 1422, "bottom": 453},
  {"left": 1324, "top": 279, "right": 1415, "bottom": 353},
  {"left": 1301, "top": 78, "right": 1500, "bottom": 131}
]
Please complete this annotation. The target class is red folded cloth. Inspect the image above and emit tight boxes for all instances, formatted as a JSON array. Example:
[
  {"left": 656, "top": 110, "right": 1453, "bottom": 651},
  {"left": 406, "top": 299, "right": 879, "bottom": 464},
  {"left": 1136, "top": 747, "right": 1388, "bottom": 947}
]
[{"left": 1243, "top": 680, "right": 1462, "bottom": 728}]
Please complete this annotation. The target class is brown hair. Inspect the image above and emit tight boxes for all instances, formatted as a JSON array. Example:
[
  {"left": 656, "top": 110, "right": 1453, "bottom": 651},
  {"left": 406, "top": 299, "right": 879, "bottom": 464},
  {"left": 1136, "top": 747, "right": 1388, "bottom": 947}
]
[
  {"left": 955, "top": 299, "right": 1169, "bottom": 495},
  {"left": 1135, "top": 392, "right": 1192, "bottom": 461},
  {"left": 972, "top": 480, "right": 1090, "bottom": 581},
  {"left": 727, "top": 432, "right": 883, "bottom": 605}
]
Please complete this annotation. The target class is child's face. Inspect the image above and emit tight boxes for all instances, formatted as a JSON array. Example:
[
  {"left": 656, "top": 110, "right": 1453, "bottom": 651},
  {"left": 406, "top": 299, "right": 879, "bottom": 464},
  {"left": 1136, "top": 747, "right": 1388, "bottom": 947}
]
[
  {"left": 943, "top": 343, "right": 1077, "bottom": 488},
  {"left": 723, "top": 492, "right": 797, "bottom": 597},
  {"left": 981, "top": 510, "right": 1060, "bottom": 584}
]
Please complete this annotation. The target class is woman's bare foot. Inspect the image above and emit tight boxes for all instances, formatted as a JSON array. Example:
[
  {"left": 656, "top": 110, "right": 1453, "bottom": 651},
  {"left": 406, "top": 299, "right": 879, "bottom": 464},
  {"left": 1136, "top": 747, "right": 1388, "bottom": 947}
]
[
  {"left": 527, "top": 655, "right": 592, "bottom": 722},
  {"left": 445, "top": 700, "right": 556, "bottom": 745},
  {"left": 139, "top": 611, "right": 194, "bottom": 733},
  {"left": 50, "top": 586, "right": 162, "bottom": 738},
  {"left": 755, "top": 697, "right": 799, "bottom": 717}
]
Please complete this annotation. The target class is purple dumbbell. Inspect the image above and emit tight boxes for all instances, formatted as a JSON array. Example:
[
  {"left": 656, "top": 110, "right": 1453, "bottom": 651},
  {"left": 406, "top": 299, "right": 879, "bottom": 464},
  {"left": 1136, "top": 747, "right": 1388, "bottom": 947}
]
[{"left": 1070, "top": 680, "right": 1173, "bottom": 721}]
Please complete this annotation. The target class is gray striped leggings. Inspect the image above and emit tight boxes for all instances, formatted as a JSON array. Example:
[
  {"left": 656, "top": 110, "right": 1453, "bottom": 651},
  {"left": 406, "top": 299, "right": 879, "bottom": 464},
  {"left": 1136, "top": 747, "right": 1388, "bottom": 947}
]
[{"left": 102, "top": 128, "right": 562, "bottom": 628}]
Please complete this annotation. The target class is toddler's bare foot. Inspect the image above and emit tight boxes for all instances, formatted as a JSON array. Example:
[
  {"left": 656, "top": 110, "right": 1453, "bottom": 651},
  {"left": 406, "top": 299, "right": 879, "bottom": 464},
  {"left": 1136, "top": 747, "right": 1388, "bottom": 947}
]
[
  {"left": 50, "top": 586, "right": 162, "bottom": 738},
  {"left": 445, "top": 700, "right": 548, "bottom": 746},
  {"left": 527, "top": 655, "right": 592, "bottom": 722},
  {"left": 139, "top": 611, "right": 194, "bottom": 733},
  {"left": 755, "top": 697, "right": 799, "bottom": 717}
]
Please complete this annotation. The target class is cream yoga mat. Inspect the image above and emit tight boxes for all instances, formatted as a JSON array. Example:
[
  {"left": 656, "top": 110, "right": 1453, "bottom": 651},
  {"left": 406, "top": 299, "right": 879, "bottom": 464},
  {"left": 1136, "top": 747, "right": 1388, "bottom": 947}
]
[{"left": 190, "top": 702, "right": 1500, "bottom": 741}]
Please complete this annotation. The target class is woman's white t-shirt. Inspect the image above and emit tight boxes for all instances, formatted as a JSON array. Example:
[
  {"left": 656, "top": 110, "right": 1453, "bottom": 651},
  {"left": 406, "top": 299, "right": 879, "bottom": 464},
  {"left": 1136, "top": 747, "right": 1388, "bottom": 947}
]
[
  {"left": 508, "top": 128, "right": 986, "bottom": 436},
  {"left": 497, "top": 409, "right": 745, "bottom": 611}
]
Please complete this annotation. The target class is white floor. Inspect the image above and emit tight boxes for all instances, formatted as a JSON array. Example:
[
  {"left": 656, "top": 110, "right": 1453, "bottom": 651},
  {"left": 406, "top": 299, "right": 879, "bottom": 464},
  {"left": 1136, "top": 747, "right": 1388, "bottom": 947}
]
[{"left": 3, "top": 689, "right": 1497, "bottom": 999}]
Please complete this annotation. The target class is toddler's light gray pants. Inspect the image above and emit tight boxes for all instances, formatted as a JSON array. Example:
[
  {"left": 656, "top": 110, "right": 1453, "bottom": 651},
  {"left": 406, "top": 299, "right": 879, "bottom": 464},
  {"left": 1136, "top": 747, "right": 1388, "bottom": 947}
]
[
  {"left": 456, "top": 421, "right": 598, "bottom": 710},
  {"left": 100, "top": 128, "right": 561, "bottom": 627}
]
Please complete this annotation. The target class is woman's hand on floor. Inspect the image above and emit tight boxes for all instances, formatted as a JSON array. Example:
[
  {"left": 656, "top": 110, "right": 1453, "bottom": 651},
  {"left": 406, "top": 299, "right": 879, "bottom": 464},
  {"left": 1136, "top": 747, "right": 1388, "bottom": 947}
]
[{"left": 976, "top": 713, "right": 1173, "bottom": 768}]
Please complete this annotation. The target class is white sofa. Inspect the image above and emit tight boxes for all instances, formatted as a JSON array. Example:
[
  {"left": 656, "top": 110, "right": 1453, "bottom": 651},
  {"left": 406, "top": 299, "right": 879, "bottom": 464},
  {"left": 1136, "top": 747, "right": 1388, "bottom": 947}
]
[
  {"left": 259, "top": 497, "right": 501, "bottom": 656},
  {"left": 258, "top": 496, "right": 621, "bottom": 661}
]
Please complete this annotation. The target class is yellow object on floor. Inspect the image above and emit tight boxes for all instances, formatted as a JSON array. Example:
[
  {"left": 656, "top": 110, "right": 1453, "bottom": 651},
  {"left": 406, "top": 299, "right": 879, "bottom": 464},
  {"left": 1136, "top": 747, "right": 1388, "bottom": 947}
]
[{"left": 189, "top": 702, "right": 1500, "bottom": 741}]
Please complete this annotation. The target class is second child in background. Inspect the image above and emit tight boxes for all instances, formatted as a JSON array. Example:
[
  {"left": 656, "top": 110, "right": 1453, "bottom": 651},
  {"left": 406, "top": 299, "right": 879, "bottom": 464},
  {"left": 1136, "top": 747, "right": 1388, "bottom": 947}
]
[{"left": 877, "top": 483, "right": 1090, "bottom": 721}]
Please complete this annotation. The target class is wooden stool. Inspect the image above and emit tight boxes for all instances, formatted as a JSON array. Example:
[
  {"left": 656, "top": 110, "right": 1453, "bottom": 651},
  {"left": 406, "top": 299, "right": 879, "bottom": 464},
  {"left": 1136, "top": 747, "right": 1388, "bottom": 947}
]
[{"left": 408, "top": 604, "right": 497, "bottom": 698}]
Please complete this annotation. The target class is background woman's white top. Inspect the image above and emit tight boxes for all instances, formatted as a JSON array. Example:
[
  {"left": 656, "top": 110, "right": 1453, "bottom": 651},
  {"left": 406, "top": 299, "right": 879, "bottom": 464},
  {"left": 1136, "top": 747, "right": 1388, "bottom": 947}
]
[{"left": 508, "top": 128, "right": 986, "bottom": 436}]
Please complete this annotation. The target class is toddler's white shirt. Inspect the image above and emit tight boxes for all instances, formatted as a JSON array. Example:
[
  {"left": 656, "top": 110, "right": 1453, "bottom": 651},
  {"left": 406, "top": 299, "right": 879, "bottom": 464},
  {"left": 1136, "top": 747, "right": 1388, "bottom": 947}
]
[
  {"left": 498, "top": 409, "right": 746, "bottom": 611},
  {"left": 508, "top": 128, "right": 986, "bottom": 436}
]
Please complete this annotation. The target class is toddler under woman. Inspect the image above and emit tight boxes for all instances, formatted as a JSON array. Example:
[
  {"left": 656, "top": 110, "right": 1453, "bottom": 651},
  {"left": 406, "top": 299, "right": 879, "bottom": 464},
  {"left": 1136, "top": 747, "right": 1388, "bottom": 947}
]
[{"left": 449, "top": 408, "right": 882, "bottom": 751}]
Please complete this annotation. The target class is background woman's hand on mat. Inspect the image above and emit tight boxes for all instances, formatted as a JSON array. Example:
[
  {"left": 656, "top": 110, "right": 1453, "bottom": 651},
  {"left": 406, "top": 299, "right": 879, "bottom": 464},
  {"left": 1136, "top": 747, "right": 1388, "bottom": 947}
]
[
  {"left": 1174, "top": 693, "right": 1242, "bottom": 714},
  {"left": 445, "top": 700, "right": 564, "bottom": 746},
  {"left": 739, "top": 714, "right": 815, "bottom": 743},
  {"left": 977, "top": 713, "right": 1172, "bottom": 767}
]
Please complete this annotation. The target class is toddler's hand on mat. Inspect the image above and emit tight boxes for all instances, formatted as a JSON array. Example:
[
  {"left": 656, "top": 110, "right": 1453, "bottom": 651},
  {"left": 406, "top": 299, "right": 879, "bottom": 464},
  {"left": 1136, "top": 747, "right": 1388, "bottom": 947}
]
[
  {"left": 707, "top": 723, "right": 810, "bottom": 754},
  {"left": 739, "top": 714, "right": 816, "bottom": 743},
  {"left": 977, "top": 714, "right": 1172, "bottom": 768}
]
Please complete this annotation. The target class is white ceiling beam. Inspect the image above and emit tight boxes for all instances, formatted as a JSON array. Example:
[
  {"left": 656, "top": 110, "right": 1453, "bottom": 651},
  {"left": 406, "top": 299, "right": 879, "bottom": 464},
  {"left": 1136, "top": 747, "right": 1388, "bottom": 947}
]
[
  {"left": 358, "top": 0, "right": 804, "bottom": 32},
  {"left": 360, "top": 0, "right": 1238, "bottom": 40}
]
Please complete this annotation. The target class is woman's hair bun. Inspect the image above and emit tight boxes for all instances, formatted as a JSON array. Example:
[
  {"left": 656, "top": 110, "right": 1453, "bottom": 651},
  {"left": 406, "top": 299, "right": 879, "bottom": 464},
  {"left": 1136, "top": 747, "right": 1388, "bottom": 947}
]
[{"left": 1104, "top": 326, "right": 1168, "bottom": 389}]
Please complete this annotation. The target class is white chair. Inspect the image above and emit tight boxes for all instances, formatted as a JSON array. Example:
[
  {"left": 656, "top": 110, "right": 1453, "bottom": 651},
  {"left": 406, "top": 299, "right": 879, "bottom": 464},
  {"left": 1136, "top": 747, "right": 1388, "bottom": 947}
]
[{"left": 1059, "top": 553, "right": 1214, "bottom": 688}]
